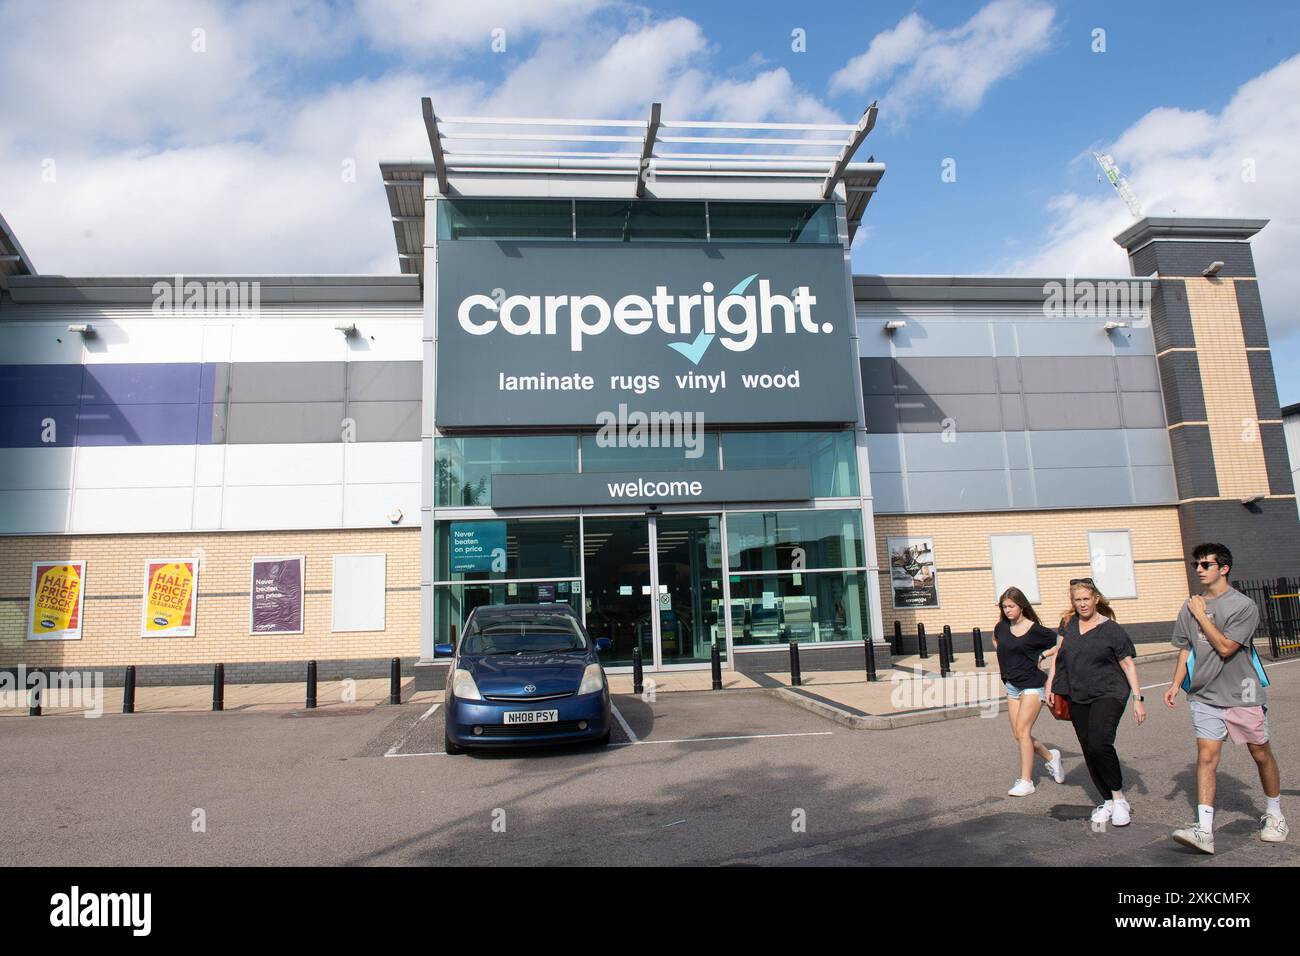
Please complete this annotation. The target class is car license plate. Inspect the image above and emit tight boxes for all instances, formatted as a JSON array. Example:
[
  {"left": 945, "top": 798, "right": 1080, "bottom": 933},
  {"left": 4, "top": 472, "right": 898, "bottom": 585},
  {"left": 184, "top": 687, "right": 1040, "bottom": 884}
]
[{"left": 503, "top": 709, "right": 559, "bottom": 725}]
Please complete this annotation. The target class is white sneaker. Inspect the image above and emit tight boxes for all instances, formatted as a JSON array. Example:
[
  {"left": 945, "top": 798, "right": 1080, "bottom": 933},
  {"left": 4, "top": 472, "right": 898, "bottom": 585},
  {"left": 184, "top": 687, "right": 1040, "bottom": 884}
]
[
  {"left": 1260, "top": 813, "right": 1289, "bottom": 843},
  {"left": 1172, "top": 824, "right": 1215, "bottom": 854},
  {"left": 1008, "top": 778, "right": 1035, "bottom": 797},
  {"left": 1044, "top": 749, "right": 1064, "bottom": 784},
  {"left": 1090, "top": 801, "right": 1113, "bottom": 824},
  {"left": 1111, "top": 799, "right": 1132, "bottom": 827}
]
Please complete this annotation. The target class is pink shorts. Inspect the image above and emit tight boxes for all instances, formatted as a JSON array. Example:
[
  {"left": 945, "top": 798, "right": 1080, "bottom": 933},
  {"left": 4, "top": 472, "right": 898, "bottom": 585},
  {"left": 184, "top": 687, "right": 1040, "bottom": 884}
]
[{"left": 1191, "top": 701, "right": 1270, "bottom": 745}]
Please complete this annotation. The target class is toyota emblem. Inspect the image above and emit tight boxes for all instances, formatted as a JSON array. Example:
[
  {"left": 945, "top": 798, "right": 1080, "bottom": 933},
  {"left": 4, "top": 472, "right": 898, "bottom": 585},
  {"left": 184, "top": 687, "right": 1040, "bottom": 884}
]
[{"left": 524, "top": 684, "right": 537, "bottom": 694}]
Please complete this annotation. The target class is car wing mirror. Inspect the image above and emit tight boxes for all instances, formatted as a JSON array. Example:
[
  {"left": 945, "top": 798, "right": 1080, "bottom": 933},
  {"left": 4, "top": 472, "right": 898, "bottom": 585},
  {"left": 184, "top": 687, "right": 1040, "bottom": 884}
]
[
  {"left": 434, "top": 643, "right": 454, "bottom": 658},
  {"left": 595, "top": 637, "right": 612, "bottom": 653}
]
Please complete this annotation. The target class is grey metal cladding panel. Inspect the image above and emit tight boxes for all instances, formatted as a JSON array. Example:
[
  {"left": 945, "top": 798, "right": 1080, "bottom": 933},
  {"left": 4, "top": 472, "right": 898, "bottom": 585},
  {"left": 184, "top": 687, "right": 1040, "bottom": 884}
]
[
  {"left": 229, "top": 362, "right": 346, "bottom": 403},
  {"left": 896, "top": 393, "right": 1001, "bottom": 432},
  {"left": 901, "top": 430, "right": 1007, "bottom": 471},
  {"left": 1034, "top": 466, "right": 1135, "bottom": 508},
  {"left": 211, "top": 362, "right": 232, "bottom": 402},
  {"left": 906, "top": 469, "right": 1011, "bottom": 512},
  {"left": 1147, "top": 240, "right": 1257, "bottom": 278},
  {"left": 347, "top": 361, "right": 422, "bottom": 402},
  {"left": 1024, "top": 392, "right": 1121, "bottom": 430},
  {"left": 1151, "top": 280, "right": 1195, "bottom": 352},
  {"left": 1114, "top": 355, "right": 1161, "bottom": 391},
  {"left": 1131, "top": 465, "right": 1178, "bottom": 505},
  {"left": 1120, "top": 391, "right": 1168, "bottom": 429},
  {"left": 859, "top": 357, "right": 896, "bottom": 396},
  {"left": 1009, "top": 469, "right": 1036, "bottom": 509},
  {"left": 870, "top": 472, "right": 906, "bottom": 513},
  {"left": 1019, "top": 357, "right": 1115, "bottom": 393},
  {"left": 995, "top": 357, "right": 1020, "bottom": 391},
  {"left": 892, "top": 357, "right": 998, "bottom": 395},
  {"left": 348, "top": 400, "right": 421, "bottom": 442},
  {"left": 1130, "top": 244, "right": 1158, "bottom": 278},
  {"left": 1235, "top": 281, "right": 1270, "bottom": 348},
  {"left": 863, "top": 395, "right": 900, "bottom": 433},
  {"left": 1167, "top": 425, "right": 1218, "bottom": 499},
  {"left": 1260, "top": 423, "right": 1295, "bottom": 496},
  {"left": 226, "top": 401, "right": 347, "bottom": 443},
  {"left": 1030, "top": 429, "right": 1129, "bottom": 468},
  {"left": 1246, "top": 350, "right": 1281, "bottom": 420},
  {"left": 1000, "top": 393, "right": 1026, "bottom": 430},
  {"left": 1015, "top": 323, "right": 1116, "bottom": 357},
  {"left": 1156, "top": 351, "right": 1207, "bottom": 424},
  {"left": 1004, "top": 431, "right": 1030, "bottom": 470},
  {"left": 1126, "top": 428, "right": 1175, "bottom": 467},
  {"left": 865, "top": 433, "right": 902, "bottom": 472},
  {"left": 210, "top": 404, "right": 227, "bottom": 444}
]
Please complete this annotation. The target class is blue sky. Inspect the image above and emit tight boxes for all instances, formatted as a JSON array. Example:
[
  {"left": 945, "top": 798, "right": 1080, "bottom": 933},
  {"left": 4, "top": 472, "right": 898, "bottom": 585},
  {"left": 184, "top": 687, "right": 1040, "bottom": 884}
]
[{"left": 2, "top": 0, "right": 1298, "bottom": 402}]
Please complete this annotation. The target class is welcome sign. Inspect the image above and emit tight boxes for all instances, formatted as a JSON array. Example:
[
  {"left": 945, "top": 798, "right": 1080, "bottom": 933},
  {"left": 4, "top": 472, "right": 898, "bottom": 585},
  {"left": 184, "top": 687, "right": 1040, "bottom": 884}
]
[{"left": 435, "top": 242, "right": 858, "bottom": 428}]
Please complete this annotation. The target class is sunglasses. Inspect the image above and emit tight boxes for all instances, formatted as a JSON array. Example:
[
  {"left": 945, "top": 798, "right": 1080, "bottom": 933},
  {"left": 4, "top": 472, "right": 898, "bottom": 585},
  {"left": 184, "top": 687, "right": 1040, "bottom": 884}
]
[
  {"left": 1069, "top": 577, "right": 1094, "bottom": 586},
  {"left": 1191, "top": 560, "right": 1220, "bottom": 570}
]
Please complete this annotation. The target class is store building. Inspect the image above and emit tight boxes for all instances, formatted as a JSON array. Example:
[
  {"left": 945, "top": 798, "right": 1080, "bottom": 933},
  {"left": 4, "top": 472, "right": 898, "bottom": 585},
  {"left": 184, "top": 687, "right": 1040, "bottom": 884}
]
[{"left": 2, "top": 103, "right": 1297, "bottom": 687}]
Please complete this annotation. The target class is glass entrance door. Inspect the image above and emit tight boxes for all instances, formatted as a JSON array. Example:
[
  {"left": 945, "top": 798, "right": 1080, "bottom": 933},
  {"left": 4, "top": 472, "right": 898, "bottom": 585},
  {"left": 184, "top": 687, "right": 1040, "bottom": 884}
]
[
  {"left": 653, "top": 514, "right": 726, "bottom": 666},
  {"left": 582, "top": 517, "right": 653, "bottom": 668}
]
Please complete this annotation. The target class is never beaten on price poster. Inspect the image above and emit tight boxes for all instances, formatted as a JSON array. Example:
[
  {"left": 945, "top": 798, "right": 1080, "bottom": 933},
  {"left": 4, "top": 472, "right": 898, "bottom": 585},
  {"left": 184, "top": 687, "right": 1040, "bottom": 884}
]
[
  {"left": 141, "top": 559, "right": 198, "bottom": 638},
  {"left": 27, "top": 560, "right": 87, "bottom": 641},
  {"left": 250, "top": 556, "right": 304, "bottom": 635}
]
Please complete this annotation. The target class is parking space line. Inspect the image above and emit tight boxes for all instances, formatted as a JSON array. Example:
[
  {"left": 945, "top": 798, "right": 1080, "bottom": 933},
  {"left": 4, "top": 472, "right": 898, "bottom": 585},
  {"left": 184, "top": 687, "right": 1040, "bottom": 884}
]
[
  {"left": 611, "top": 731, "right": 833, "bottom": 747},
  {"left": 384, "top": 702, "right": 440, "bottom": 757},
  {"left": 1137, "top": 654, "right": 1298, "bottom": 692},
  {"left": 609, "top": 702, "right": 638, "bottom": 744}
]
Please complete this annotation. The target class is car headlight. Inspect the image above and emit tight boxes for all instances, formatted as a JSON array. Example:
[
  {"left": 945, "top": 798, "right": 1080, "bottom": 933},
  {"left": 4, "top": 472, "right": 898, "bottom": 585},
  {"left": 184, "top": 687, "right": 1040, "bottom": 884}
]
[
  {"left": 452, "top": 668, "right": 482, "bottom": 701},
  {"left": 577, "top": 663, "right": 605, "bottom": 696}
]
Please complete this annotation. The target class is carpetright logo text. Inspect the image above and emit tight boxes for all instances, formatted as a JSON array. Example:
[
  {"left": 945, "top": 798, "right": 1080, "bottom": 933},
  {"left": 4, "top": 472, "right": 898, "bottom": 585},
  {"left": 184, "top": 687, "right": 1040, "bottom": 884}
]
[{"left": 457, "top": 272, "right": 826, "bottom": 357}]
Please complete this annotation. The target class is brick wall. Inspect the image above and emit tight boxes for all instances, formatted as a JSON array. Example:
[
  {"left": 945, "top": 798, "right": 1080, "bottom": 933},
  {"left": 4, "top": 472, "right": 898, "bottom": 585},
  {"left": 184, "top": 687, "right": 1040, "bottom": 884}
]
[
  {"left": 874, "top": 506, "right": 1188, "bottom": 639},
  {"left": 0, "top": 528, "right": 420, "bottom": 672}
]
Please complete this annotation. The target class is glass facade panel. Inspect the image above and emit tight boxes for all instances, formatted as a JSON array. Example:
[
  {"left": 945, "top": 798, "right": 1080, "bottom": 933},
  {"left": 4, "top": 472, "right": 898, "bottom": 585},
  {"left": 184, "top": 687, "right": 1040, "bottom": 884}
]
[
  {"left": 574, "top": 200, "right": 707, "bottom": 241},
  {"left": 721, "top": 430, "right": 858, "bottom": 497},
  {"left": 725, "top": 508, "right": 865, "bottom": 572},
  {"left": 436, "top": 198, "right": 572, "bottom": 240},
  {"left": 435, "top": 582, "right": 582, "bottom": 647},
  {"left": 706, "top": 202, "right": 838, "bottom": 244},
  {"left": 728, "top": 570, "right": 870, "bottom": 645},
  {"left": 579, "top": 432, "right": 720, "bottom": 472},
  {"left": 434, "top": 517, "right": 580, "bottom": 582},
  {"left": 436, "top": 435, "right": 578, "bottom": 506}
]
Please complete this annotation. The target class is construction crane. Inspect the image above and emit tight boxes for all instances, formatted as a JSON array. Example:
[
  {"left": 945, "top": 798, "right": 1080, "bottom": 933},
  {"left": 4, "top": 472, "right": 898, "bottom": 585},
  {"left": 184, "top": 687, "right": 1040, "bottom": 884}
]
[{"left": 1093, "top": 151, "right": 1143, "bottom": 220}]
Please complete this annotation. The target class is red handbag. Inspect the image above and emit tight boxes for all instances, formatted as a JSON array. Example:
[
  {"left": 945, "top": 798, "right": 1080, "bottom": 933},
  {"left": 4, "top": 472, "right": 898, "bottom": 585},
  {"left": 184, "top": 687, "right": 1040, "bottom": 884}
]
[{"left": 1049, "top": 692, "right": 1071, "bottom": 721}]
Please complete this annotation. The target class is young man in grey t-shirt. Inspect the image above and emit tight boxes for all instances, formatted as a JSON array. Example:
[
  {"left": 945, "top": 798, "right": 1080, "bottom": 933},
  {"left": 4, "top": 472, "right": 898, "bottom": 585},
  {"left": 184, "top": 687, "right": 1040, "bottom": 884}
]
[{"left": 1164, "top": 542, "right": 1286, "bottom": 853}]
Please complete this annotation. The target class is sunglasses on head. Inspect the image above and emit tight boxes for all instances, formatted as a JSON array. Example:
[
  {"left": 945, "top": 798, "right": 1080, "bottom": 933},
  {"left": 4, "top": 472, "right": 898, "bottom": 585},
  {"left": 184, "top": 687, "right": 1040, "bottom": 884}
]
[
  {"left": 1069, "top": 577, "right": 1094, "bottom": 586},
  {"left": 1191, "top": 560, "right": 1220, "bottom": 570}
]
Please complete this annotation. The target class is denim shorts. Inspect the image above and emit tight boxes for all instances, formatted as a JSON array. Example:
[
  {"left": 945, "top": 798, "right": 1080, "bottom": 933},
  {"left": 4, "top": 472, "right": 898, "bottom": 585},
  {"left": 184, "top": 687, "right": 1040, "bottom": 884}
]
[{"left": 1004, "top": 681, "right": 1045, "bottom": 701}]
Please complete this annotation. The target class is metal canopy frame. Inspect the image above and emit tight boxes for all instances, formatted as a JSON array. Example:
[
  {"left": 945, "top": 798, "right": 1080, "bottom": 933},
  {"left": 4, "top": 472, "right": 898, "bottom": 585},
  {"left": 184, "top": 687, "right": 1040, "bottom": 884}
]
[{"left": 383, "top": 100, "right": 885, "bottom": 280}]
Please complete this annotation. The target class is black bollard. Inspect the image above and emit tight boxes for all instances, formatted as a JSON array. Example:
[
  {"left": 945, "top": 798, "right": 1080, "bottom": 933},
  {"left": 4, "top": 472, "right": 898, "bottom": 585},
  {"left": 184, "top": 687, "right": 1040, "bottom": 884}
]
[
  {"left": 632, "top": 644, "right": 644, "bottom": 695},
  {"left": 972, "top": 627, "right": 986, "bottom": 668},
  {"left": 389, "top": 657, "right": 401, "bottom": 705},
  {"left": 789, "top": 640, "right": 802, "bottom": 687},
  {"left": 710, "top": 641, "right": 722, "bottom": 690},
  {"left": 917, "top": 622, "right": 929, "bottom": 659},
  {"left": 864, "top": 636, "right": 878, "bottom": 683},
  {"left": 893, "top": 619, "right": 902, "bottom": 655},
  {"left": 122, "top": 666, "right": 136, "bottom": 714},
  {"left": 28, "top": 670, "right": 42, "bottom": 716},
  {"left": 306, "top": 660, "right": 317, "bottom": 709},
  {"left": 942, "top": 625, "right": 954, "bottom": 670},
  {"left": 939, "top": 627, "right": 951, "bottom": 677},
  {"left": 212, "top": 663, "right": 224, "bottom": 712}
]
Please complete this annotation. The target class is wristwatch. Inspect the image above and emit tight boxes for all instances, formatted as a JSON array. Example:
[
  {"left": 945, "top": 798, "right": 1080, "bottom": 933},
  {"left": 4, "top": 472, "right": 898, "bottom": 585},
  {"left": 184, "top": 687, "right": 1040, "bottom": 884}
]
[{"left": 1132, "top": 693, "right": 1145, "bottom": 702}]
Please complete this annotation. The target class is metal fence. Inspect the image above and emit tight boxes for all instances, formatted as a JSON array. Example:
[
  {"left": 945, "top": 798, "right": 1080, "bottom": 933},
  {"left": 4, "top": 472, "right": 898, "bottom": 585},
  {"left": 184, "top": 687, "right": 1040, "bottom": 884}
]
[{"left": 1238, "top": 577, "right": 1300, "bottom": 659}]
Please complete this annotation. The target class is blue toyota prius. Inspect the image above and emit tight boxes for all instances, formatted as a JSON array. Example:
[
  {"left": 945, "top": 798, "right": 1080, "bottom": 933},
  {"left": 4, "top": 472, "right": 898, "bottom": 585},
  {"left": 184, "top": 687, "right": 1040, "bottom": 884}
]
[{"left": 436, "top": 604, "right": 613, "bottom": 754}]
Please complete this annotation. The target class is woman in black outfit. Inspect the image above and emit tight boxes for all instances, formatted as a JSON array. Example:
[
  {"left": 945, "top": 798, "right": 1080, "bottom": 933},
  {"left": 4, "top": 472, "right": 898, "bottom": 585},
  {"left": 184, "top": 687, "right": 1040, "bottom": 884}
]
[
  {"left": 993, "top": 587, "right": 1064, "bottom": 796},
  {"left": 1046, "top": 578, "right": 1146, "bottom": 827}
]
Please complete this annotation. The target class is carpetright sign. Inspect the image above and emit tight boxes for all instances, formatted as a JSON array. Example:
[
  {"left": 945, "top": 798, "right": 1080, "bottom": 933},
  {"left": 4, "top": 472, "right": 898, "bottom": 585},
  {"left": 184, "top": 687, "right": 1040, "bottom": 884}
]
[{"left": 434, "top": 242, "right": 858, "bottom": 427}]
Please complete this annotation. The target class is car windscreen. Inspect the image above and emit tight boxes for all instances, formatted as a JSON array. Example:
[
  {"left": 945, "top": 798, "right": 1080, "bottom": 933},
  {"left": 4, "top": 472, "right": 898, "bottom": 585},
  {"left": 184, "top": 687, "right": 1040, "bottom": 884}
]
[{"left": 461, "top": 616, "right": 588, "bottom": 655}]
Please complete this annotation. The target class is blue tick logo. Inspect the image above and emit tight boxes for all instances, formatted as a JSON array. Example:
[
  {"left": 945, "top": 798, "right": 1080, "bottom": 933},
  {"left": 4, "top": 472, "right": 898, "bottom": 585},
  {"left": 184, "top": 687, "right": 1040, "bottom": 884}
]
[{"left": 667, "top": 273, "right": 757, "bottom": 365}]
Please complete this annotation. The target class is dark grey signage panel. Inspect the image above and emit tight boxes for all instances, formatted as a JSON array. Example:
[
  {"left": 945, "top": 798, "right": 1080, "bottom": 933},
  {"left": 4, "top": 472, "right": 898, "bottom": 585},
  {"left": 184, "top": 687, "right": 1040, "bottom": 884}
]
[
  {"left": 491, "top": 468, "right": 812, "bottom": 508},
  {"left": 435, "top": 242, "right": 858, "bottom": 428}
]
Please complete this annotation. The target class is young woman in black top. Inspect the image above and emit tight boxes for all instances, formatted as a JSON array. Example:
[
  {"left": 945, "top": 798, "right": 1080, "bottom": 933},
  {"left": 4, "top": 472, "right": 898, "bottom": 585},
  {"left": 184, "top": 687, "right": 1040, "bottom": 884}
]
[
  {"left": 993, "top": 587, "right": 1064, "bottom": 796},
  {"left": 1046, "top": 579, "right": 1146, "bottom": 826}
]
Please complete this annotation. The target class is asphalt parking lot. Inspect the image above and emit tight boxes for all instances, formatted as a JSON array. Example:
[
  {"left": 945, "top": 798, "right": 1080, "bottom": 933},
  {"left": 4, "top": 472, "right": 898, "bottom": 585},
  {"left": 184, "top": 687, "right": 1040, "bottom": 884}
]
[{"left": 3, "top": 656, "right": 1298, "bottom": 866}]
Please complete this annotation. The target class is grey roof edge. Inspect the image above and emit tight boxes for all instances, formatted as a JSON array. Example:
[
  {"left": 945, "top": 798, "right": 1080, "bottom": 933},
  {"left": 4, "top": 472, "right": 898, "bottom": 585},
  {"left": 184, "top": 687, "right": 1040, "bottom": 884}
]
[
  {"left": 852, "top": 274, "right": 1155, "bottom": 302},
  {"left": 1113, "top": 216, "right": 1269, "bottom": 251},
  {"left": 1282, "top": 402, "right": 1300, "bottom": 419},
  {"left": 0, "top": 212, "right": 37, "bottom": 290},
  {"left": 5, "top": 274, "right": 421, "bottom": 306}
]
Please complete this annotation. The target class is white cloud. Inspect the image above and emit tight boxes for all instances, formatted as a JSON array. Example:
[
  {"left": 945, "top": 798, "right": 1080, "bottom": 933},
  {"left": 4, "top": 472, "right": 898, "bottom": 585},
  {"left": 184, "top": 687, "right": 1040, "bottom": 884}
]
[
  {"left": 830, "top": 0, "right": 1055, "bottom": 120},
  {"left": 1011, "top": 53, "right": 1300, "bottom": 345},
  {"left": 355, "top": 0, "right": 610, "bottom": 58}
]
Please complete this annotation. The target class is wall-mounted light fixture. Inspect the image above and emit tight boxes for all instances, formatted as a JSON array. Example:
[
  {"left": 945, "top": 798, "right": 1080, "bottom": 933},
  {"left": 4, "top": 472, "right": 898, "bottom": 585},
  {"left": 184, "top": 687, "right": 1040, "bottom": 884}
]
[
  {"left": 1103, "top": 320, "right": 1128, "bottom": 332},
  {"left": 334, "top": 322, "right": 357, "bottom": 337},
  {"left": 1240, "top": 493, "right": 1264, "bottom": 506},
  {"left": 1203, "top": 261, "right": 1224, "bottom": 277},
  {"left": 66, "top": 323, "right": 94, "bottom": 335},
  {"left": 883, "top": 319, "right": 907, "bottom": 333}
]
